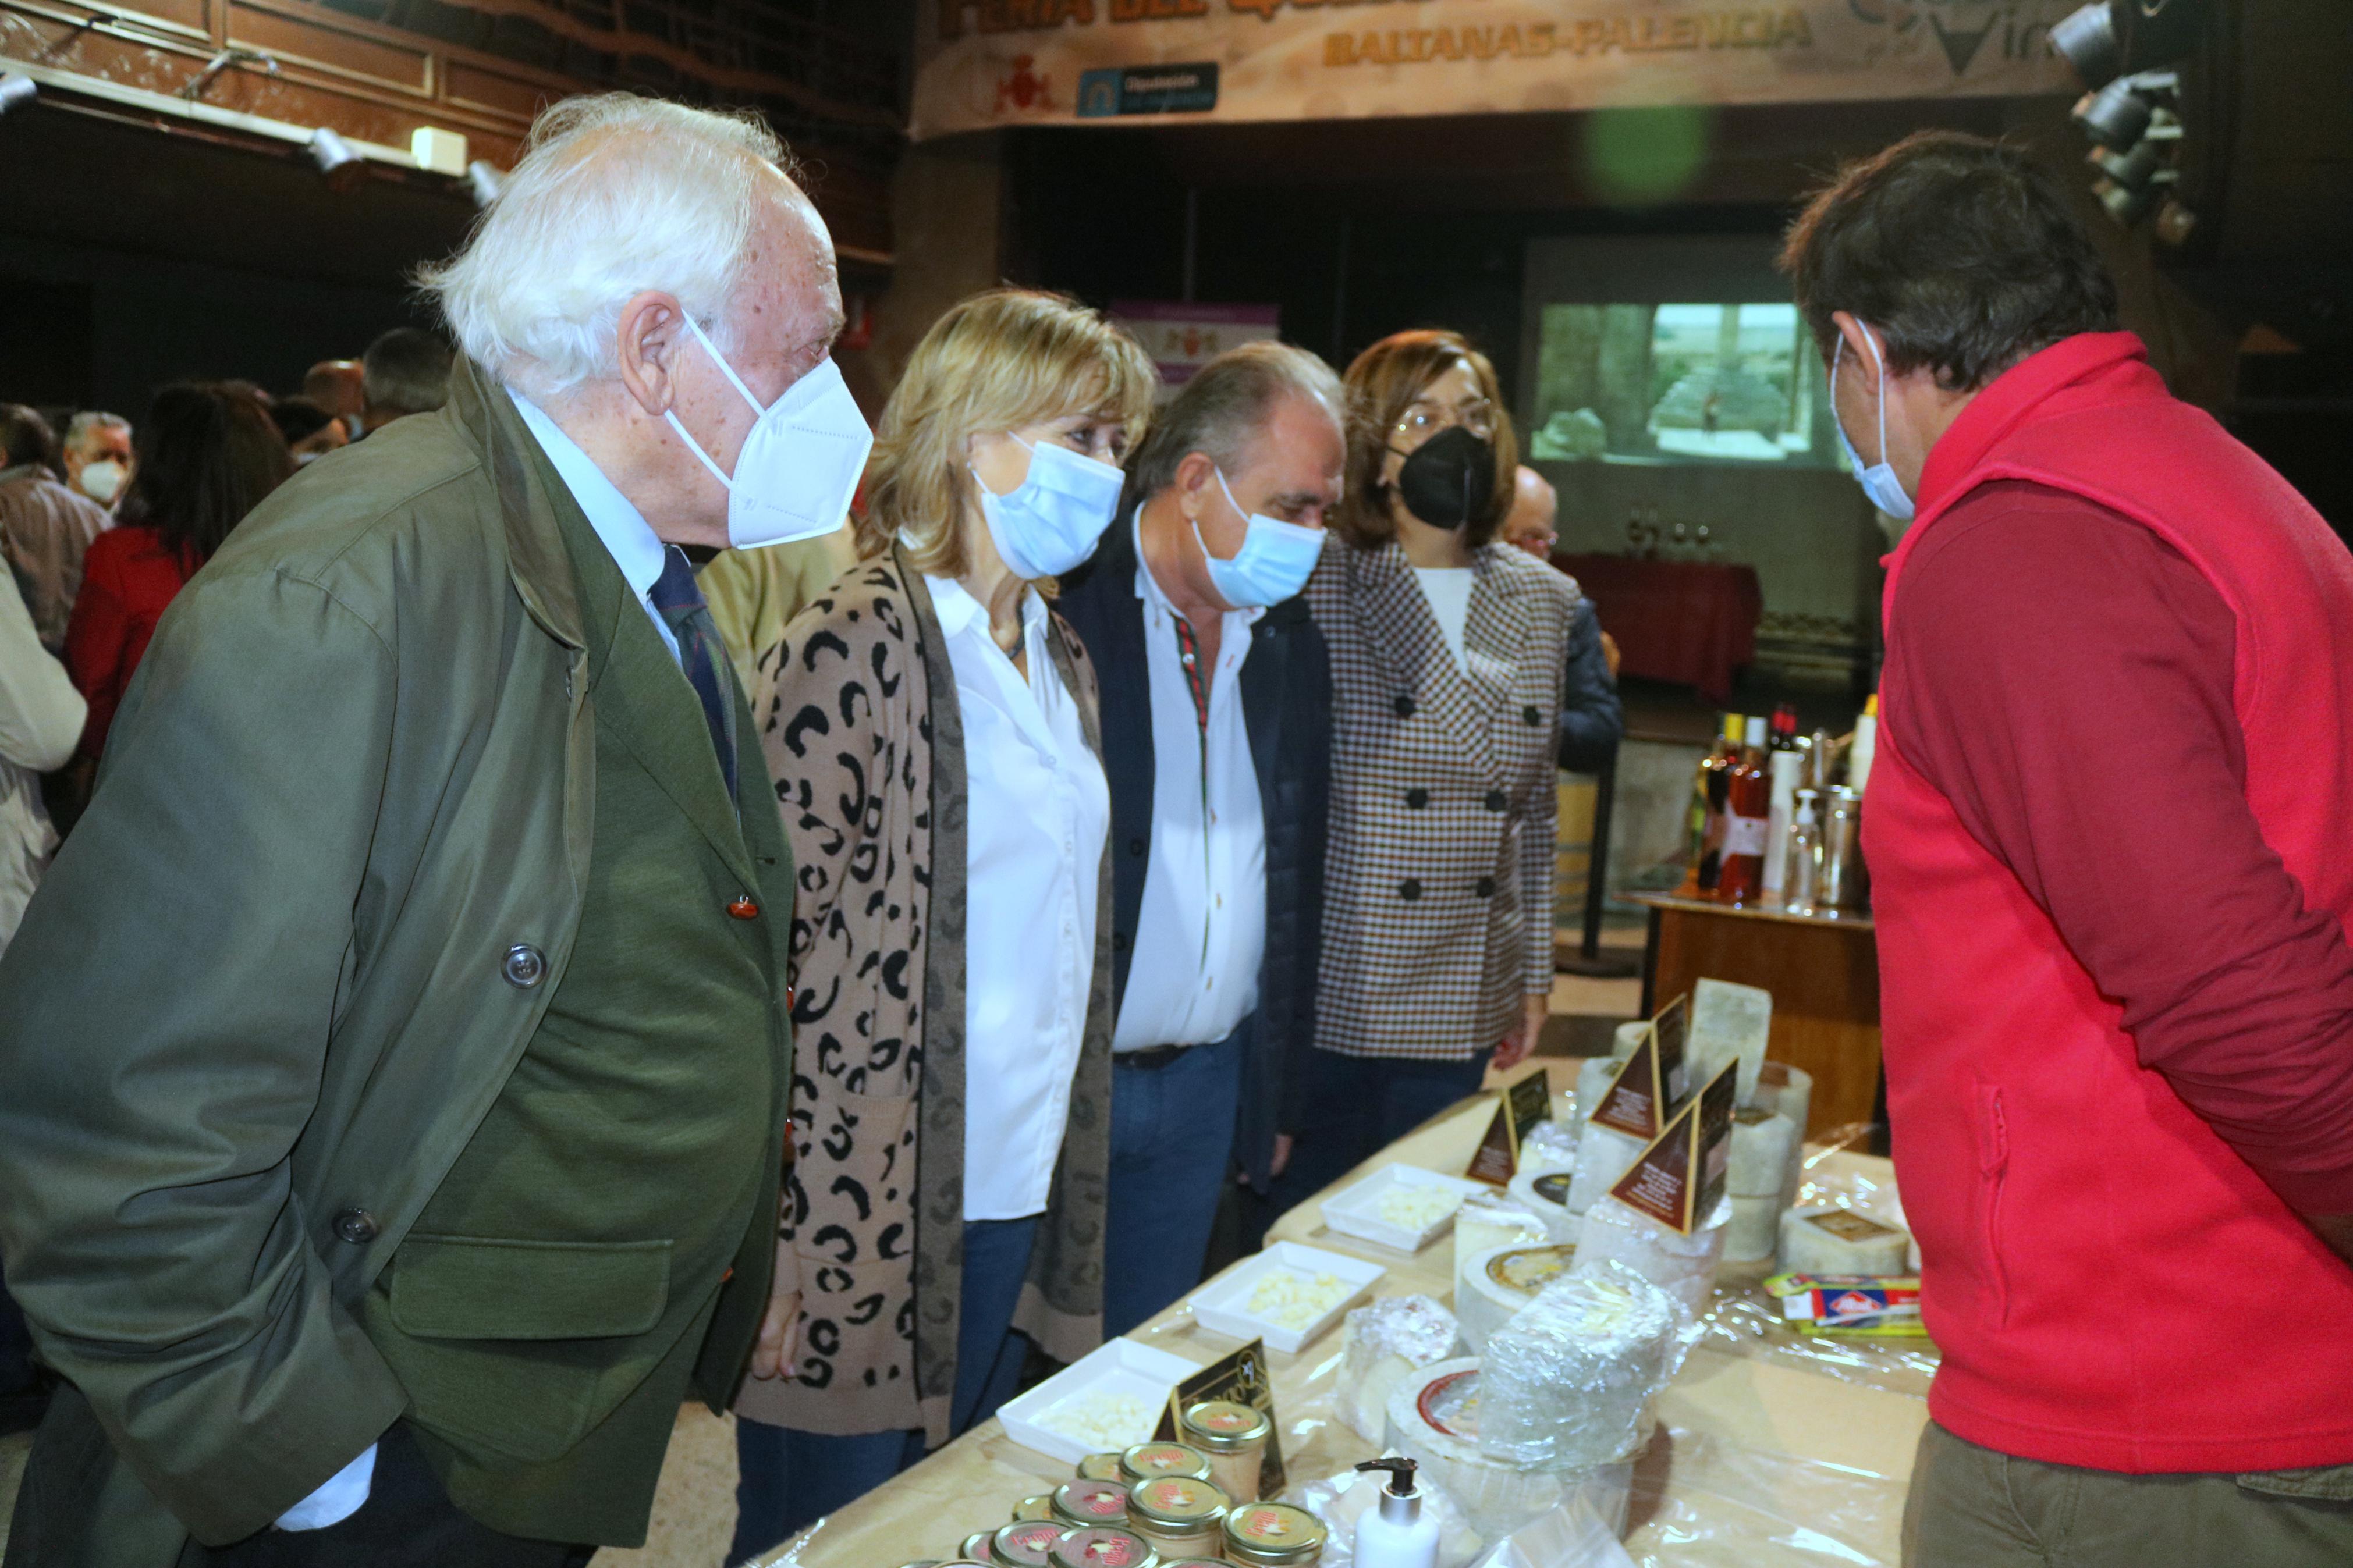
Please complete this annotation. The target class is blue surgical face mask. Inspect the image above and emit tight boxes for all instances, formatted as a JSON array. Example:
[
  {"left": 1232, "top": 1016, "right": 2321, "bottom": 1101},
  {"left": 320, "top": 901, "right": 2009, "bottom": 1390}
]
[
  {"left": 1832, "top": 327, "right": 1916, "bottom": 522},
  {"left": 1194, "top": 467, "right": 1325, "bottom": 609},
  {"left": 973, "top": 432, "right": 1124, "bottom": 580}
]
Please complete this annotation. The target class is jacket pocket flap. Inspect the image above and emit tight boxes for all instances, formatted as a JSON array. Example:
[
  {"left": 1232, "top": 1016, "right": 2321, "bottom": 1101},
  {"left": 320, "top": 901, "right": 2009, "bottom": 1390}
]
[{"left": 390, "top": 1235, "right": 672, "bottom": 1341}]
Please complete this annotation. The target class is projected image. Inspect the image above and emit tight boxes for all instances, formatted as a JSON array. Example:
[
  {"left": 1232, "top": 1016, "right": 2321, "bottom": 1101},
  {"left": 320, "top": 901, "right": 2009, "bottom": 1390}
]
[{"left": 1528, "top": 302, "right": 1839, "bottom": 468}]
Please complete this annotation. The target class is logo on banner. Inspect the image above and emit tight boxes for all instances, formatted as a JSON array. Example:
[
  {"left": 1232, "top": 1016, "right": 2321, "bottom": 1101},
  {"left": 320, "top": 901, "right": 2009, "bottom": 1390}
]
[
  {"left": 1077, "top": 61, "right": 1220, "bottom": 116},
  {"left": 995, "top": 54, "right": 1055, "bottom": 112}
]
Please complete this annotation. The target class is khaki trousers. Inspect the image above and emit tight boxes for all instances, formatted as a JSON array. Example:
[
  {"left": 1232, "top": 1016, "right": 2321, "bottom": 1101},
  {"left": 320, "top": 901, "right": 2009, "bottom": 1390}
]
[{"left": 1904, "top": 1421, "right": 2353, "bottom": 1568}]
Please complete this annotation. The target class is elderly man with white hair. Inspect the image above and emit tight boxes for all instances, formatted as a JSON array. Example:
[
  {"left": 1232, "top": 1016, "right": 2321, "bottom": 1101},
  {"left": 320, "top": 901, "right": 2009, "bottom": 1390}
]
[{"left": 0, "top": 93, "right": 867, "bottom": 1568}]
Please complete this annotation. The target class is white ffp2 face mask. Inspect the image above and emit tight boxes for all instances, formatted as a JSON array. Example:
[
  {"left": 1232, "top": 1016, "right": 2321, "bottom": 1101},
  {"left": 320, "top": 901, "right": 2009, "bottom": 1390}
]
[
  {"left": 972, "top": 433, "right": 1124, "bottom": 581},
  {"left": 665, "top": 316, "right": 874, "bottom": 550},
  {"left": 77, "top": 460, "right": 126, "bottom": 505}
]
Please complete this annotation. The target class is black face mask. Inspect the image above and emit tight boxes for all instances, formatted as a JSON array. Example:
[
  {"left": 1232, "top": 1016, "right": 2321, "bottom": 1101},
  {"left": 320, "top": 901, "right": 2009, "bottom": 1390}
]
[{"left": 1391, "top": 424, "right": 1496, "bottom": 532}]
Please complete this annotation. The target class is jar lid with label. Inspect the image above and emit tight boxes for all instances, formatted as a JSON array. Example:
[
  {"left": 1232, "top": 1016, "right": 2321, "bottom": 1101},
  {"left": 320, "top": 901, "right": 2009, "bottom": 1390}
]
[
  {"left": 963, "top": 1533, "right": 995, "bottom": 1562},
  {"left": 992, "top": 1520, "right": 1070, "bottom": 1568},
  {"left": 1119, "top": 1441, "right": 1211, "bottom": 1483},
  {"left": 1013, "top": 1495, "right": 1057, "bottom": 1523},
  {"left": 1127, "top": 1475, "right": 1230, "bottom": 1529},
  {"left": 1078, "top": 1453, "right": 1124, "bottom": 1482},
  {"left": 1051, "top": 1479, "right": 1133, "bottom": 1530},
  {"left": 1222, "top": 1502, "right": 1326, "bottom": 1567},
  {"left": 1179, "top": 1400, "right": 1270, "bottom": 1453},
  {"left": 1049, "top": 1526, "right": 1158, "bottom": 1568}
]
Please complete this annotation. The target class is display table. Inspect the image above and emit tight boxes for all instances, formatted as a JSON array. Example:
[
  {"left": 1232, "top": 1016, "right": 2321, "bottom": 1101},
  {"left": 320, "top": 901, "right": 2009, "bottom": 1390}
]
[
  {"left": 1553, "top": 555, "right": 1765, "bottom": 703},
  {"left": 749, "top": 1064, "right": 1929, "bottom": 1568},
  {"left": 1631, "top": 892, "right": 1881, "bottom": 1140}
]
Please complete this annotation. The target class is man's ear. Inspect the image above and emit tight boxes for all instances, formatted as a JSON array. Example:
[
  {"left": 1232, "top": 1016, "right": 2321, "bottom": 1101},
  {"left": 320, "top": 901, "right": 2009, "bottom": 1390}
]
[
  {"left": 1173, "top": 450, "right": 1218, "bottom": 519},
  {"left": 615, "top": 290, "right": 687, "bottom": 418},
  {"left": 1827, "top": 310, "right": 1876, "bottom": 372}
]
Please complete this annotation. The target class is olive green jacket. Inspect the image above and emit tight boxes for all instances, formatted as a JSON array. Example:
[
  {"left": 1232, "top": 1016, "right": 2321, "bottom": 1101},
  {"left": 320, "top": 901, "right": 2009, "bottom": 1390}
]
[{"left": 0, "top": 358, "right": 793, "bottom": 1566}]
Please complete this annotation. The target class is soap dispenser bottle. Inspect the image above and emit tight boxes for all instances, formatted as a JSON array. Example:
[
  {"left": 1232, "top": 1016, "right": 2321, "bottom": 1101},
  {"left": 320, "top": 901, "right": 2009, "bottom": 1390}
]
[{"left": 1353, "top": 1457, "right": 1438, "bottom": 1568}]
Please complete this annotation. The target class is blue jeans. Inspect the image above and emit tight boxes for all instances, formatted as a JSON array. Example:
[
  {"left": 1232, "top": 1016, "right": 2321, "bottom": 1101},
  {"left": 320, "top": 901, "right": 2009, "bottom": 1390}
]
[
  {"left": 728, "top": 1215, "right": 1040, "bottom": 1565},
  {"left": 1269, "top": 1048, "right": 1493, "bottom": 1215},
  {"left": 1103, "top": 1032, "right": 1245, "bottom": 1337}
]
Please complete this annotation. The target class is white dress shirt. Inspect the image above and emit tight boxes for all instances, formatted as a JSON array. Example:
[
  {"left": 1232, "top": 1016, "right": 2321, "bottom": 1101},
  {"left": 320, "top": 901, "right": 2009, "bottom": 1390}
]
[
  {"left": 0, "top": 577, "right": 84, "bottom": 958},
  {"left": 510, "top": 392, "right": 679, "bottom": 664},
  {"left": 928, "top": 574, "right": 1110, "bottom": 1221},
  {"left": 1113, "top": 524, "right": 1267, "bottom": 1051},
  {"left": 278, "top": 393, "right": 685, "bottom": 1534},
  {"left": 1414, "top": 566, "right": 1474, "bottom": 671}
]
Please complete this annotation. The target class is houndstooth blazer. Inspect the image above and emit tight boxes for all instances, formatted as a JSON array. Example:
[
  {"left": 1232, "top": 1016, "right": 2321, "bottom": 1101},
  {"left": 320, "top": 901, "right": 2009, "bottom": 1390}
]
[{"left": 1305, "top": 537, "right": 1577, "bottom": 1061}]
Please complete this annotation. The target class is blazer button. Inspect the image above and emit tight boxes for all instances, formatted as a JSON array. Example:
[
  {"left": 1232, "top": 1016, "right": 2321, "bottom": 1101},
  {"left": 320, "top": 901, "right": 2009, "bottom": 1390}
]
[
  {"left": 1112, "top": 931, "right": 1130, "bottom": 952},
  {"left": 1129, "top": 837, "right": 1147, "bottom": 858},
  {"left": 1406, "top": 788, "right": 1429, "bottom": 810},
  {"left": 500, "top": 944, "right": 546, "bottom": 989},
  {"left": 1522, "top": 705, "right": 1542, "bottom": 726},
  {"left": 1394, "top": 694, "right": 1416, "bottom": 719},
  {"left": 1475, "top": 876, "right": 1497, "bottom": 898},
  {"left": 1485, "top": 789, "right": 1507, "bottom": 812},
  {"left": 728, "top": 896, "right": 761, "bottom": 920},
  {"left": 1399, "top": 878, "right": 1422, "bottom": 901},
  {"left": 332, "top": 1208, "right": 379, "bottom": 1245}
]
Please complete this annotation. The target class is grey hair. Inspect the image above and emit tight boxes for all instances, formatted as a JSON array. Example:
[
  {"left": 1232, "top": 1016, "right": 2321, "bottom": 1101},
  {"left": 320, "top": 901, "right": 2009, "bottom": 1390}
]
[
  {"left": 63, "top": 410, "right": 129, "bottom": 454},
  {"left": 1126, "top": 341, "right": 1344, "bottom": 501},
  {"left": 417, "top": 93, "right": 794, "bottom": 400}
]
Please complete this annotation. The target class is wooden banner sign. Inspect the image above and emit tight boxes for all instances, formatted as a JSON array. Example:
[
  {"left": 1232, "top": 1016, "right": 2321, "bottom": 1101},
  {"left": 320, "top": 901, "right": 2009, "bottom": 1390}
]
[
  {"left": 1609, "top": 1061, "right": 1740, "bottom": 1233},
  {"left": 1592, "top": 993, "right": 1688, "bottom": 1141},
  {"left": 1153, "top": 1338, "right": 1284, "bottom": 1496},
  {"left": 1466, "top": 1070, "right": 1556, "bottom": 1186},
  {"left": 911, "top": 0, "right": 2078, "bottom": 140}
]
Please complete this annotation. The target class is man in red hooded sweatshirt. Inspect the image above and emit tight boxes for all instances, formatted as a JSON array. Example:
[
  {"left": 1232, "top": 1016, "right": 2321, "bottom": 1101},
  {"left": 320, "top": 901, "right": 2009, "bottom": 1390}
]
[{"left": 1781, "top": 131, "right": 2353, "bottom": 1565}]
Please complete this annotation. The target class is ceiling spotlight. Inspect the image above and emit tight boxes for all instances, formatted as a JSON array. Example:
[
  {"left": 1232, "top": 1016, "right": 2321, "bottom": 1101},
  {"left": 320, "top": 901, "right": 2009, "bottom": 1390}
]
[
  {"left": 0, "top": 71, "right": 36, "bottom": 115},
  {"left": 2051, "top": 2, "right": 2121, "bottom": 90},
  {"left": 465, "top": 159, "right": 505, "bottom": 208},
  {"left": 306, "top": 126, "right": 366, "bottom": 192},
  {"left": 2072, "top": 76, "right": 2153, "bottom": 151}
]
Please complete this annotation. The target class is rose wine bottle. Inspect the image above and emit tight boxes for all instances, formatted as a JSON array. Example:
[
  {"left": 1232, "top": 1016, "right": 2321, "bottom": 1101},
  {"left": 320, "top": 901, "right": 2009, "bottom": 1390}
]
[{"left": 1718, "top": 716, "right": 1772, "bottom": 904}]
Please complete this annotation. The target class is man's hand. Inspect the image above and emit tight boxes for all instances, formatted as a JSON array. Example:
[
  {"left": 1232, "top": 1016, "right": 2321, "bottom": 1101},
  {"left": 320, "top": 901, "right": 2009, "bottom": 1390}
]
[
  {"left": 1600, "top": 631, "right": 1622, "bottom": 680},
  {"left": 747, "top": 1291, "right": 801, "bottom": 1381},
  {"left": 1270, "top": 1133, "right": 1294, "bottom": 1179},
  {"left": 1495, "top": 994, "right": 1550, "bottom": 1071}
]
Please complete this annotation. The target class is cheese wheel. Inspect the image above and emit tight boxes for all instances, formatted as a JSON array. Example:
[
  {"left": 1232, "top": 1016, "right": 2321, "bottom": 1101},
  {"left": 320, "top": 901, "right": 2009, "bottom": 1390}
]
[
  {"left": 1382, "top": 1360, "right": 1568, "bottom": 1544},
  {"left": 1454, "top": 1196, "right": 1550, "bottom": 1292},
  {"left": 1456, "top": 1241, "right": 1578, "bottom": 1352},
  {"left": 1779, "top": 1206, "right": 1911, "bottom": 1276},
  {"left": 1478, "top": 1271, "right": 1679, "bottom": 1469},
  {"left": 1564, "top": 1122, "right": 1648, "bottom": 1217},
  {"left": 1571, "top": 1195, "right": 1729, "bottom": 1319},
  {"left": 1613, "top": 1021, "right": 1648, "bottom": 1057},
  {"left": 1728, "top": 1107, "right": 1797, "bottom": 1199},
  {"left": 1574, "top": 1055, "right": 1623, "bottom": 1126},
  {"left": 1505, "top": 1167, "right": 1580, "bottom": 1242},
  {"left": 1752, "top": 1061, "right": 1814, "bottom": 1203},
  {"left": 1723, "top": 1194, "right": 1780, "bottom": 1264}
]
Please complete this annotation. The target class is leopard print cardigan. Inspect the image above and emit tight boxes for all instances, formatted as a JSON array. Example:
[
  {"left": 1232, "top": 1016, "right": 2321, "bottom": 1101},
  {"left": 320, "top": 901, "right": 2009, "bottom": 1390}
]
[{"left": 734, "top": 546, "right": 1113, "bottom": 1443}]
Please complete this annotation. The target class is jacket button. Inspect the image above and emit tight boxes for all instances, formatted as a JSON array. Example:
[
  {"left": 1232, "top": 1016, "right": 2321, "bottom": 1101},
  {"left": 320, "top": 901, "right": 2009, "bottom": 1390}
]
[
  {"left": 1112, "top": 931, "right": 1130, "bottom": 952},
  {"left": 1399, "top": 878, "right": 1422, "bottom": 901},
  {"left": 332, "top": 1208, "right": 379, "bottom": 1245},
  {"left": 728, "top": 896, "right": 760, "bottom": 920},
  {"left": 1394, "top": 695, "right": 1415, "bottom": 719},
  {"left": 1522, "top": 705, "right": 1542, "bottom": 726},
  {"left": 1406, "top": 788, "right": 1429, "bottom": 810},
  {"left": 1129, "top": 837, "right": 1147, "bottom": 857},
  {"left": 1475, "top": 876, "right": 1497, "bottom": 898},
  {"left": 500, "top": 944, "right": 546, "bottom": 989},
  {"left": 1485, "top": 789, "right": 1507, "bottom": 812}
]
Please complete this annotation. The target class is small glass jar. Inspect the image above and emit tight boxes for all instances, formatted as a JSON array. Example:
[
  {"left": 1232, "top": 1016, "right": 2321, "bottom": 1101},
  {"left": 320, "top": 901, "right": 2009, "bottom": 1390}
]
[
  {"left": 1221, "top": 1502, "right": 1326, "bottom": 1568},
  {"left": 1014, "top": 1496, "right": 1058, "bottom": 1523},
  {"left": 964, "top": 1533, "right": 996, "bottom": 1561},
  {"left": 1052, "top": 1478, "right": 1134, "bottom": 1531},
  {"left": 992, "top": 1520, "right": 1070, "bottom": 1568},
  {"left": 1078, "top": 1453, "right": 1126, "bottom": 1482},
  {"left": 1119, "top": 1441, "right": 1212, "bottom": 1485},
  {"left": 1180, "top": 1400, "right": 1270, "bottom": 1505},
  {"left": 1126, "top": 1474, "right": 1230, "bottom": 1562},
  {"left": 1050, "top": 1526, "right": 1159, "bottom": 1568}
]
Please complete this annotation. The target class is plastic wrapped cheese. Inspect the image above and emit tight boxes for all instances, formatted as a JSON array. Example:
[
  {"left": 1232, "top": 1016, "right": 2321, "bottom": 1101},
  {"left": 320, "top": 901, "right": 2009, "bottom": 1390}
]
[
  {"left": 1504, "top": 1168, "right": 1579, "bottom": 1242},
  {"left": 1612, "top": 1022, "right": 1648, "bottom": 1057},
  {"left": 1574, "top": 1056, "right": 1623, "bottom": 1125},
  {"left": 1780, "top": 1206, "right": 1912, "bottom": 1276},
  {"left": 1338, "top": 1293, "right": 1461, "bottom": 1441},
  {"left": 1383, "top": 1360, "right": 1568, "bottom": 1544},
  {"left": 1571, "top": 1195, "right": 1729, "bottom": 1320},
  {"left": 1723, "top": 1194, "right": 1780, "bottom": 1264},
  {"left": 1727, "top": 1107, "right": 1797, "bottom": 1199},
  {"left": 1455, "top": 1193, "right": 1550, "bottom": 1297},
  {"left": 1563, "top": 1122, "right": 1648, "bottom": 1217},
  {"left": 1477, "top": 1267, "right": 1680, "bottom": 1470},
  {"left": 1518, "top": 1118, "right": 1580, "bottom": 1177},
  {"left": 1457, "top": 1241, "right": 1579, "bottom": 1352},
  {"left": 1752, "top": 1061, "right": 1814, "bottom": 1204},
  {"left": 1688, "top": 978, "right": 1773, "bottom": 1104}
]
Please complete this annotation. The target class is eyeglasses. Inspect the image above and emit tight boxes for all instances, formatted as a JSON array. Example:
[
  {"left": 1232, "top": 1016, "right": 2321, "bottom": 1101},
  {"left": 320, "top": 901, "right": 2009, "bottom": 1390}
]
[{"left": 1393, "top": 397, "right": 1497, "bottom": 443}]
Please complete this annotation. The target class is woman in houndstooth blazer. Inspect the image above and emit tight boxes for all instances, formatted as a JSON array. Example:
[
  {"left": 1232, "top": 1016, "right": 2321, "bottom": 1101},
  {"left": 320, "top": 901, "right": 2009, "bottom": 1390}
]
[{"left": 1275, "top": 330, "right": 1577, "bottom": 1206}]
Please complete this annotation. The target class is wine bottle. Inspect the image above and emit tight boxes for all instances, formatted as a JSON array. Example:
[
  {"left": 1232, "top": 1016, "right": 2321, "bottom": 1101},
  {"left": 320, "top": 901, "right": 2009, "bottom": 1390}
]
[
  {"left": 1718, "top": 716, "right": 1772, "bottom": 904},
  {"left": 1692, "top": 713, "right": 1745, "bottom": 894}
]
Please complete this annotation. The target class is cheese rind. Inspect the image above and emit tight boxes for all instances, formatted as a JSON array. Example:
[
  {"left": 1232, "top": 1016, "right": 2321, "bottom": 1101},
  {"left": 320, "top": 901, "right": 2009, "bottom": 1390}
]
[{"left": 1779, "top": 1206, "right": 1911, "bottom": 1275}]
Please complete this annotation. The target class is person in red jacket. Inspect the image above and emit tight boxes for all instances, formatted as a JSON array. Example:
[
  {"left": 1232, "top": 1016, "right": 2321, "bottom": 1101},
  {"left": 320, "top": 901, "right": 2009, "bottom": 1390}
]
[
  {"left": 1782, "top": 132, "right": 2353, "bottom": 1566},
  {"left": 65, "top": 383, "right": 292, "bottom": 762}
]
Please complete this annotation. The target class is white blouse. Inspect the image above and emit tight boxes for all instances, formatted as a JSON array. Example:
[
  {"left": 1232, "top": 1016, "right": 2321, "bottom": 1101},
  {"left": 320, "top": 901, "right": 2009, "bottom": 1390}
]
[{"left": 927, "top": 574, "right": 1111, "bottom": 1221}]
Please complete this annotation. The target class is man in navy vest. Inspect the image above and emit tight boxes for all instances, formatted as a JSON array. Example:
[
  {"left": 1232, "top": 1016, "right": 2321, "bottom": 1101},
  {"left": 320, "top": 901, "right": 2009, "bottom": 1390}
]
[{"left": 1059, "top": 343, "right": 1344, "bottom": 1334}]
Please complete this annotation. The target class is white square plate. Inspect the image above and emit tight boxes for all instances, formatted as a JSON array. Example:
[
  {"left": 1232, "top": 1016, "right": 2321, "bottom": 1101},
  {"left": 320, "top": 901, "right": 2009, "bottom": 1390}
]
[
  {"left": 998, "top": 1338, "right": 1202, "bottom": 1465},
  {"left": 1319, "top": 1164, "right": 1490, "bottom": 1253},
  {"left": 1189, "top": 1241, "right": 1387, "bottom": 1354}
]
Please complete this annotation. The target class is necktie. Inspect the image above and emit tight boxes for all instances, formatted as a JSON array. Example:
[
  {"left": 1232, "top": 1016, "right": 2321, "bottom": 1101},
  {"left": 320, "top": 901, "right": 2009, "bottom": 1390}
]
[{"left": 650, "top": 546, "right": 739, "bottom": 802}]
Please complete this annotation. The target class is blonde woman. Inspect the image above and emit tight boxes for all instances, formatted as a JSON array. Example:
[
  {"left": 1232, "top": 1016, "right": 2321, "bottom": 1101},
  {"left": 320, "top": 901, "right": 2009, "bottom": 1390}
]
[{"left": 729, "top": 289, "right": 1155, "bottom": 1557}]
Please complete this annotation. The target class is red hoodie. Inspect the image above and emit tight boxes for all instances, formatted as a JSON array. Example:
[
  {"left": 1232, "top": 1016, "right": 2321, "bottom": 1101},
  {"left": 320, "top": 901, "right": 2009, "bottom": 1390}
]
[{"left": 1870, "top": 332, "right": 2353, "bottom": 1473}]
